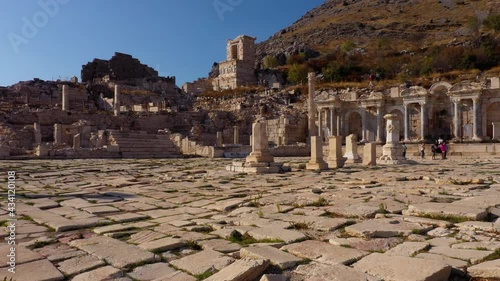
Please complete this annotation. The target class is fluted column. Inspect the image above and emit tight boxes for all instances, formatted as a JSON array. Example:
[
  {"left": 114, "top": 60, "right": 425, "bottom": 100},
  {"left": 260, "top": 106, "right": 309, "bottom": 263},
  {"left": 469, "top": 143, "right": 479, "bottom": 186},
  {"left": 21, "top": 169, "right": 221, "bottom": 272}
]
[
  {"left": 473, "top": 97, "right": 481, "bottom": 140},
  {"left": 318, "top": 109, "right": 323, "bottom": 138},
  {"left": 62, "top": 85, "right": 69, "bottom": 111},
  {"left": 329, "top": 107, "right": 335, "bottom": 135},
  {"left": 420, "top": 102, "right": 426, "bottom": 140},
  {"left": 404, "top": 103, "right": 410, "bottom": 141},
  {"left": 361, "top": 107, "right": 367, "bottom": 141},
  {"left": 307, "top": 73, "right": 317, "bottom": 137},
  {"left": 114, "top": 85, "right": 121, "bottom": 117},
  {"left": 453, "top": 99, "right": 461, "bottom": 139},
  {"left": 376, "top": 106, "right": 383, "bottom": 142},
  {"left": 336, "top": 112, "right": 342, "bottom": 137}
]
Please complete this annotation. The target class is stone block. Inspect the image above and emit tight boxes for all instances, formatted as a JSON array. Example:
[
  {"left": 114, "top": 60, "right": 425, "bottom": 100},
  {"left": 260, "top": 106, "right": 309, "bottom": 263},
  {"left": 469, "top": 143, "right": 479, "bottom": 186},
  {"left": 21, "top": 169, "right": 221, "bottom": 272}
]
[{"left": 363, "top": 142, "right": 377, "bottom": 166}]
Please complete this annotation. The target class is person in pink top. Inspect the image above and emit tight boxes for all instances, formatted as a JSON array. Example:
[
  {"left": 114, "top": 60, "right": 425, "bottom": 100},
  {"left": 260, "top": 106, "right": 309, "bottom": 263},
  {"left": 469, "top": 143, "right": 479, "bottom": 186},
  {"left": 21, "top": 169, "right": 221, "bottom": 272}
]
[{"left": 440, "top": 142, "right": 448, "bottom": 160}]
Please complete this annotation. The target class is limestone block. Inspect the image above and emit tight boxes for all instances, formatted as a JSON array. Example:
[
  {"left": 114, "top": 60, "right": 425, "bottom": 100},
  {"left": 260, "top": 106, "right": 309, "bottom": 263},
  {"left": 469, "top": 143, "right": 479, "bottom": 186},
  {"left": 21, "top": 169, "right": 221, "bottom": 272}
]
[{"left": 363, "top": 143, "right": 377, "bottom": 166}]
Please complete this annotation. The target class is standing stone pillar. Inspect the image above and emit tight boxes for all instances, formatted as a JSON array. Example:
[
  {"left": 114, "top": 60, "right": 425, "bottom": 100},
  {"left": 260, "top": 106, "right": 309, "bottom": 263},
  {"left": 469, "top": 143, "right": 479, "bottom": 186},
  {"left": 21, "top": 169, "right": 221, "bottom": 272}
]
[
  {"left": 376, "top": 106, "right": 383, "bottom": 142},
  {"left": 114, "top": 85, "right": 121, "bottom": 117},
  {"left": 404, "top": 103, "right": 410, "bottom": 141},
  {"left": 233, "top": 126, "right": 239, "bottom": 145},
  {"left": 380, "top": 114, "right": 410, "bottom": 164},
  {"left": 453, "top": 99, "right": 461, "bottom": 139},
  {"left": 246, "top": 118, "right": 274, "bottom": 164},
  {"left": 34, "top": 123, "right": 42, "bottom": 144},
  {"left": 344, "top": 134, "right": 362, "bottom": 163},
  {"left": 420, "top": 102, "right": 426, "bottom": 140},
  {"left": 363, "top": 143, "right": 377, "bottom": 166},
  {"left": 306, "top": 136, "right": 328, "bottom": 170},
  {"left": 307, "top": 73, "right": 317, "bottom": 137},
  {"left": 492, "top": 122, "right": 500, "bottom": 140},
  {"left": 318, "top": 109, "right": 323, "bottom": 138},
  {"left": 62, "top": 85, "right": 69, "bottom": 111},
  {"left": 329, "top": 107, "right": 335, "bottom": 135},
  {"left": 327, "top": 136, "right": 347, "bottom": 169},
  {"left": 472, "top": 97, "right": 481, "bottom": 141},
  {"left": 73, "top": 134, "right": 81, "bottom": 150},
  {"left": 361, "top": 107, "right": 367, "bottom": 142},
  {"left": 336, "top": 112, "right": 342, "bottom": 137},
  {"left": 216, "top": 131, "right": 223, "bottom": 147},
  {"left": 54, "top": 124, "right": 62, "bottom": 145}
]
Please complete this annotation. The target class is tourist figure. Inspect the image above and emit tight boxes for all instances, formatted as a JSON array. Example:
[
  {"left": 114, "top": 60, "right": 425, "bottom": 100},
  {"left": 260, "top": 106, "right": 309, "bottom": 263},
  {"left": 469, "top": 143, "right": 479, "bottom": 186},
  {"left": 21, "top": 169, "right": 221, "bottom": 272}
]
[
  {"left": 431, "top": 143, "right": 437, "bottom": 160},
  {"left": 438, "top": 137, "right": 444, "bottom": 145},
  {"left": 401, "top": 142, "right": 407, "bottom": 158},
  {"left": 420, "top": 142, "right": 425, "bottom": 159},
  {"left": 440, "top": 142, "right": 448, "bottom": 159}
]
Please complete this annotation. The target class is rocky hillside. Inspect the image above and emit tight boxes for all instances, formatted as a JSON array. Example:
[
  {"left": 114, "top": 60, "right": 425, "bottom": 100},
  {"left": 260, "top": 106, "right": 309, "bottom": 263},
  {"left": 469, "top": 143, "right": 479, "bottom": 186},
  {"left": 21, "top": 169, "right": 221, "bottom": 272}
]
[{"left": 258, "top": 0, "right": 499, "bottom": 57}]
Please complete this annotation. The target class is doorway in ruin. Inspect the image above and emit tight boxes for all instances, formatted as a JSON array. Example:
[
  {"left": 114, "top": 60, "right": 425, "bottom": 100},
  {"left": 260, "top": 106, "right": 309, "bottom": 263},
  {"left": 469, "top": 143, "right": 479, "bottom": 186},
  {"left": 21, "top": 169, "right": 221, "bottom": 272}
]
[
  {"left": 347, "top": 111, "right": 362, "bottom": 140},
  {"left": 486, "top": 102, "right": 500, "bottom": 138},
  {"left": 429, "top": 94, "right": 453, "bottom": 140}
]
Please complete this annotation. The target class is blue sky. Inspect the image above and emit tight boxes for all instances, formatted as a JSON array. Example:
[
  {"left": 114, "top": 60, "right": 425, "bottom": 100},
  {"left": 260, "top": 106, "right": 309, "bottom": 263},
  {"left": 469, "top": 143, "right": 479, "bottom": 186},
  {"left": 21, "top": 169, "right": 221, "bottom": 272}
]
[{"left": 0, "top": 0, "right": 325, "bottom": 87}]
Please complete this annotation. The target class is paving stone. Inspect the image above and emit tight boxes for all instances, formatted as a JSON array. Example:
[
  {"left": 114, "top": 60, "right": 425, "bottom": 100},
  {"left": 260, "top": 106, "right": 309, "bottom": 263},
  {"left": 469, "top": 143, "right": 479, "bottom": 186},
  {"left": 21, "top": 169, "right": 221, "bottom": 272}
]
[
  {"left": 72, "top": 265, "right": 124, "bottom": 281},
  {"left": 128, "top": 230, "right": 166, "bottom": 244},
  {"left": 259, "top": 275, "right": 288, "bottom": 281},
  {"left": 69, "top": 236, "right": 156, "bottom": 268},
  {"left": 455, "top": 221, "right": 500, "bottom": 232},
  {"left": 106, "top": 212, "right": 150, "bottom": 223},
  {"left": 427, "top": 237, "right": 459, "bottom": 247},
  {"left": 199, "top": 239, "right": 242, "bottom": 253},
  {"left": 204, "top": 258, "right": 269, "bottom": 281},
  {"left": 385, "top": 242, "right": 430, "bottom": 257},
  {"left": 169, "top": 249, "right": 235, "bottom": 275},
  {"left": 467, "top": 259, "right": 500, "bottom": 279},
  {"left": 428, "top": 246, "right": 493, "bottom": 264},
  {"left": 281, "top": 240, "right": 368, "bottom": 265},
  {"left": 138, "top": 237, "right": 186, "bottom": 252},
  {"left": 60, "top": 198, "right": 94, "bottom": 209},
  {"left": 240, "top": 245, "right": 302, "bottom": 269},
  {"left": 93, "top": 223, "right": 137, "bottom": 234},
  {"left": 404, "top": 203, "right": 488, "bottom": 221},
  {"left": 152, "top": 271, "right": 197, "bottom": 281},
  {"left": 208, "top": 198, "right": 246, "bottom": 211},
  {"left": 1, "top": 259, "right": 65, "bottom": 281},
  {"left": 414, "top": 253, "right": 468, "bottom": 268},
  {"left": 295, "top": 262, "right": 381, "bottom": 281},
  {"left": 168, "top": 220, "right": 197, "bottom": 227},
  {"left": 127, "top": 263, "right": 176, "bottom": 280},
  {"left": 353, "top": 253, "right": 451, "bottom": 281},
  {"left": 83, "top": 205, "right": 121, "bottom": 214},
  {"left": 326, "top": 205, "right": 381, "bottom": 218},
  {"left": 329, "top": 237, "right": 403, "bottom": 252},
  {"left": 27, "top": 198, "right": 60, "bottom": 209},
  {"left": 0, "top": 245, "right": 43, "bottom": 266},
  {"left": 344, "top": 218, "right": 428, "bottom": 238},
  {"left": 247, "top": 227, "right": 307, "bottom": 243},
  {"left": 451, "top": 241, "right": 500, "bottom": 251},
  {"left": 57, "top": 255, "right": 105, "bottom": 276}
]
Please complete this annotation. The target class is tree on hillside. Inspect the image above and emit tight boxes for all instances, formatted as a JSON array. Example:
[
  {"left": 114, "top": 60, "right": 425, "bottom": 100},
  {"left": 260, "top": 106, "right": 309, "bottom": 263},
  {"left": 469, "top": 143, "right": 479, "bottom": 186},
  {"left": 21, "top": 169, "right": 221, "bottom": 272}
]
[
  {"left": 263, "top": 56, "right": 279, "bottom": 69},
  {"left": 287, "top": 64, "right": 309, "bottom": 84}
]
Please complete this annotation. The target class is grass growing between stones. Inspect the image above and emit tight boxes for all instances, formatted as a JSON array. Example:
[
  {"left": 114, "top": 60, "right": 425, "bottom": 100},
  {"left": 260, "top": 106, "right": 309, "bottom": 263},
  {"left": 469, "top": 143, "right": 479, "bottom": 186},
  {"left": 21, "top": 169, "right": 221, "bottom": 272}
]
[
  {"left": 481, "top": 249, "right": 500, "bottom": 262},
  {"left": 288, "top": 221, "right": 314, "bottom": 230},
  {"left": 195, "top": 271, "right": 216, "bottom": 280},
  {"left": 306, "top": 197, "right": 329, "bottom": 207},
  {"left": 419, "top": 214, "right": 470, "bottom": 224},
  {"left": 228, "top": 231, "right": 283, "bottom": 246}
]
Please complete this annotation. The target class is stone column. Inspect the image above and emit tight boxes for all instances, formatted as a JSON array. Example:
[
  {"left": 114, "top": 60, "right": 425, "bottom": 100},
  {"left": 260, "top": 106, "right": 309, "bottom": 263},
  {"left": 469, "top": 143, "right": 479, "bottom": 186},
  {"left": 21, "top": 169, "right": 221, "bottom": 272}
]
[
  {"left": 329, "top": 107, "right": 335, "bottom": 135},
  {"left": 420, "top": 102, "right": 426, "bottom": 140},
  {"left": 318, "top": 109, "right": 323, "bottom": 138},
  {"left": 307, "top": 73, "right": 317, "bottom": 137},
  {"left": 306, "top": 136, "right": 328, "bottom": 170},
  {"left": 376, "top": 106, "right": 383, "bottom": 142},
  {"left": 404, "top": 103, "right": 410, "bottom": 141},
  {"left": 336, "top": 112, "right": 342, "bottom": 137},
  {"left": 62, "top": 85, "right": 69, "bottom": 111},
  {"left": 216, "top": 131, "right": 223, "bottom": 147},
  {"left": 34, "top": 123, "right": 42, "bottom": 144},
  {"left": 54, "top": 124, "right": 62, "bottom": 145},
  {"left": 361, "top": 107, "right": 367, "bottom": 142},
  {"left": 453, "top": 99, "right": 461, "bottom": 139},
  {"left": 233, "top": 126, "right": 239, "bottom": 145},
  {"left": 73, "top": 134, "right": 81, "bottom": 150},
  {"left": 473, "top": 97, "right": 481, "bottom": 141},
  {"left": 114, "top": 85, "right": 121, "bottom": 117}
]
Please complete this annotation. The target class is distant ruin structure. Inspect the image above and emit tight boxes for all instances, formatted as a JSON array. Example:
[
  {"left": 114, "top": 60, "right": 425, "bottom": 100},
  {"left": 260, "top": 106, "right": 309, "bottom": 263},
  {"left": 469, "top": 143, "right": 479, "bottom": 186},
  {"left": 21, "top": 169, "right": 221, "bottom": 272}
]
[{"left": 213, "top": 35, "right": 257, "bottom": 90}]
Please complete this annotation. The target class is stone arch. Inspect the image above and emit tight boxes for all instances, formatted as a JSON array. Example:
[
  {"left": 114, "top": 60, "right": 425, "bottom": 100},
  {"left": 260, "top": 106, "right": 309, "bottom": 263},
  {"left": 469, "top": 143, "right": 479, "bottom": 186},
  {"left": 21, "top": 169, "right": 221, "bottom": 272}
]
[
  {"left": 429, "top": 82, "right": 452, "bottom": 94},
  {"left": 386, "top": 106, "right": 404, "bottom": 141},
  {"left": 345, "top": 108, "right": 364, "bottom": 139}
]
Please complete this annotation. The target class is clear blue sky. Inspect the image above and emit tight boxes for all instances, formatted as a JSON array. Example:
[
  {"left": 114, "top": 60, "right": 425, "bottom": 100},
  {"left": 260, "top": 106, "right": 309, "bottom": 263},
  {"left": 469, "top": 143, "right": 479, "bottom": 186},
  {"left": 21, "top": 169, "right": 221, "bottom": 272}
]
[{"left": 0, "top": 0, "right": 325, "bottom": 87}]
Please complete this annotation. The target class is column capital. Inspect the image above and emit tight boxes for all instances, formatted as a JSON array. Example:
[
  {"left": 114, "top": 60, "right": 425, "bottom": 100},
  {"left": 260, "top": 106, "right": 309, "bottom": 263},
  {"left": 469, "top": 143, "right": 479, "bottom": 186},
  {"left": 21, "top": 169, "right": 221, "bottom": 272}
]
[
  {"left": 472, "top": 96, "right": 480, "bottom": 103},
  {"left": 419, "top": 101, "right": 427, "bottom": 106}
]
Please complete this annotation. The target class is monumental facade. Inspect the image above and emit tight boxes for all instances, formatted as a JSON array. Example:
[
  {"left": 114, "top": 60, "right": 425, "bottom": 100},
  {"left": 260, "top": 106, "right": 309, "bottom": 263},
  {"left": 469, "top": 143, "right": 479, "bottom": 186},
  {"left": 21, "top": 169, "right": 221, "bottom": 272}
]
[{"left": 314, "top": 78, "right": 500, "bottom": 143}]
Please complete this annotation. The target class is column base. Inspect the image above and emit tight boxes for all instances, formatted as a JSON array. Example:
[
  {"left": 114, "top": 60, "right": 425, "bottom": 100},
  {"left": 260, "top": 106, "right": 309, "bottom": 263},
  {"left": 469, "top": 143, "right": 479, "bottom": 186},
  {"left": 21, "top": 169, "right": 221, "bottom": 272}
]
[{"left": 306, "top": 160, "right": 329, "bottom": 171}]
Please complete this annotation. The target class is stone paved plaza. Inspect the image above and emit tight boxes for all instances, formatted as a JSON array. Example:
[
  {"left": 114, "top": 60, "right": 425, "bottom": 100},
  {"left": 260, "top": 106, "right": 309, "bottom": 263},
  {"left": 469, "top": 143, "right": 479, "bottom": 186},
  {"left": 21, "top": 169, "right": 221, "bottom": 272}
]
[{"left": 1, "top": 157, "right": 500, "bottom": 281}]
